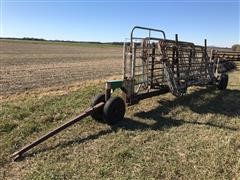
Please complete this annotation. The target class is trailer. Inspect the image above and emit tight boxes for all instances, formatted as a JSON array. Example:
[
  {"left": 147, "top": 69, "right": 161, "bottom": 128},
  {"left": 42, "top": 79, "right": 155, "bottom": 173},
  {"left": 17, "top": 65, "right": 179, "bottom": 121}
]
[
  {"left": 91, "top": 26, "right": 238, "bottom": 124},
  {"left": 11, "top": 26, "right": 239, "bottom": 161}
]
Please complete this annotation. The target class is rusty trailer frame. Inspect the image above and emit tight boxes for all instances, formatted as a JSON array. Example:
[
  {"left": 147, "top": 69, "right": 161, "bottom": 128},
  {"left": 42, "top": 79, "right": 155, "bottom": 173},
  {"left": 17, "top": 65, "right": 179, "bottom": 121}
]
[
  {"left": 11, "top": 26, "right": 239, "bottom": 161},
  {"left": 121, "top": 26, "right": 215, "bottom": 104}
]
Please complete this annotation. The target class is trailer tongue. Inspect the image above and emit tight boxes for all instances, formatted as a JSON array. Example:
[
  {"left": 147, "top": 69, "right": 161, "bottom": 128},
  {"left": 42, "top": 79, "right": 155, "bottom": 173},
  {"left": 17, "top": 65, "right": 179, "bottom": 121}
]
[
  {"left": 11, "top": 102, "right": 105, "bottom": 161},
  {"left": 11, "top": 26, "right": 239, "bottom": 161}
]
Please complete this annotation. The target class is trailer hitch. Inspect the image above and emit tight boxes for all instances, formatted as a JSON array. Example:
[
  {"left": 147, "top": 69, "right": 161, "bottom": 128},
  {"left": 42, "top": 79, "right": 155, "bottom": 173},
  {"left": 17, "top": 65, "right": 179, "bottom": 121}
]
[{"left": 11, "top": 102, "right": 105, "bottom": 161}]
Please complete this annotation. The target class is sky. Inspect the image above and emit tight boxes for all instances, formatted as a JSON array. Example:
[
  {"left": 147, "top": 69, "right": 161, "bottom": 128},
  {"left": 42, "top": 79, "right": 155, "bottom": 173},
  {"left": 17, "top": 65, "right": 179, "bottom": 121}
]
[{"left": 0, "top": 0, "right": 239, "bottom": 47}]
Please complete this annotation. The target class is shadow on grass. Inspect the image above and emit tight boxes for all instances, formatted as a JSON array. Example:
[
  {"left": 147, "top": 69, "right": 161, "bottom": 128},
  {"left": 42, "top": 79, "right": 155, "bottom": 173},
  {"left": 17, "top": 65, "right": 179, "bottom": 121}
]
[
  {"left": 135, "top": 87, "right": 240, "bottom": 119},
  {"left": 24, "top": 87, "right": 240, "bottom": 160}
]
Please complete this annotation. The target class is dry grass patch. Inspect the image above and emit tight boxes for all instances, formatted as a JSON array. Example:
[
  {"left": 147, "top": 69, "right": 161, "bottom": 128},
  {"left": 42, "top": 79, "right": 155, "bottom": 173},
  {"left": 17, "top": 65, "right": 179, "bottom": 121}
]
[{"left": 0, "top": 75, "right": 239, "bottom": 179}]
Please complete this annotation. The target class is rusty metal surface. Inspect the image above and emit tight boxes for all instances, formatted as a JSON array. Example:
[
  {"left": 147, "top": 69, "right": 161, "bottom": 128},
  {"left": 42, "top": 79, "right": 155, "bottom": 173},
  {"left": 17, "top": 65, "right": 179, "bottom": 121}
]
[
  {"left": 210, "top": 50, "right": 239, "bottom": 75},
  {"left": 211, "top": 50, "right": 240, "bottom": 62},
  {"left": 122, "top": 26, "right": 238, "bottom": 103},
  {"left": 11, "top": 102, "right": 105, "bottom": 161}
]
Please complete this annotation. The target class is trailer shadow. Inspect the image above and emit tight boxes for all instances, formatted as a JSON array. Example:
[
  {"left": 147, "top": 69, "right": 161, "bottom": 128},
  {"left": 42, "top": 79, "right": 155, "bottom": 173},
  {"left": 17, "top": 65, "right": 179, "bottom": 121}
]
[
  {"left": 129, "top": 87, "right": 240, "bottom": 132},
  {"left": 135, "top": 87, "right": 240, "bottom": 119},
  {"left": 24, "top": 87, "right": 240, "bottom": 160}
]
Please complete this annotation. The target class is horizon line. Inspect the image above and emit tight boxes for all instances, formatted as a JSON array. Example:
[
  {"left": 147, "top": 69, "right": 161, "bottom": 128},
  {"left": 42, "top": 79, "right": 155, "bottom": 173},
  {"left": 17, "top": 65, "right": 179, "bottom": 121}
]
[{"left": 0, "top": 36, "right": 237, "bottom": 48}]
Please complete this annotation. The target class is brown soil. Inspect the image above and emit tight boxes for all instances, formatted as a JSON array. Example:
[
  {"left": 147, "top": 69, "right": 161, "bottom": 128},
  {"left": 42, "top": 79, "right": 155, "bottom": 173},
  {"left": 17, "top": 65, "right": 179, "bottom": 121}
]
[{"left": 0, "top": 40, "right": 122, "bottom": 94}]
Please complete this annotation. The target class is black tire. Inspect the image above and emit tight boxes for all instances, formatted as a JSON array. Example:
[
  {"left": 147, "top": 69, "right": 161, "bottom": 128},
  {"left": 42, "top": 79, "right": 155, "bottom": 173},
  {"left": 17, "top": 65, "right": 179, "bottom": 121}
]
[
  {"left": 218, "top": 74, "right": 228, "bottom": 90},
  {"left": 91, "top": 93, "right": 105, "bottom": 122},
  {"left": 103, "top": 96, "right": 125, "bottom": 125}
]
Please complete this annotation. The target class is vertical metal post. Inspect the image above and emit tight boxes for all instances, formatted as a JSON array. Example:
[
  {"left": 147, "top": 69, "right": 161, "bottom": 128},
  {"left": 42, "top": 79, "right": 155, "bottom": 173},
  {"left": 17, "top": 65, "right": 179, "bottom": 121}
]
[
  {"left": 150, "top": 43, "right": 155, "bottom": 88},
  {"left": 142, "top": 40, "right": 145, "bottom": 84},
  {"left": 129, "top": 43, "right": 133, "bottom": 79},
  {"left": 210, "top": 49, "right": 214, "bottom": 64},
  {"left": 131, "top": 43, "right": 136, "bottom": 80},
  {"left": 204, "top": 39, "right": 208, "bottom": 61},
  {"left": 146, "top": 40, "right": 149, "bottom": 86},
  {"left": 175, "top": 34, "right": 180, "bottom": 78},
  {"left": 204, "top": 39, "right": 209, "bottom": 79},
  {"left": 131, "top": 43, "right": 136, "bottom": 101},
  {"left": 123, "top": 41, "right": 127, "bottom": 79}
]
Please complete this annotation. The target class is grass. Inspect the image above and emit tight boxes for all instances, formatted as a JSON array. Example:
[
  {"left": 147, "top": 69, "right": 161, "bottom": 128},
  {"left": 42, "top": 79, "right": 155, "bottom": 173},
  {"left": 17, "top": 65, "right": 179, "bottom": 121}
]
[{"left": 0, "top": 72, "right": 240, "bottom": 179}]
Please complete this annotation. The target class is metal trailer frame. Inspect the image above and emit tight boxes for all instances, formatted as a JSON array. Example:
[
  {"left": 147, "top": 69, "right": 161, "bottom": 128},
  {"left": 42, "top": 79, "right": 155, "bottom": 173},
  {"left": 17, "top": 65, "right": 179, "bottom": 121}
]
[
  {"left": 106, "top": 26, "right": 216, "bottom": 105},
  {"left": 210, "top": 49, "right": 240, "bottom": 77},
  {"left": 11, "top": 26, "right": 239, "bottom": 161}
]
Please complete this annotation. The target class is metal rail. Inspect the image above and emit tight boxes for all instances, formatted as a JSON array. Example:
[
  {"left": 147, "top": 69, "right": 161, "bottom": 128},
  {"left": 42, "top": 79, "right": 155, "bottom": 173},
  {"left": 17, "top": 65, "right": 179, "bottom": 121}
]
[
  {"left": 130, "top": 26, "right": 166, "bottom": 43},
  {"left": 11, "top": 102, "right": 105, "bottom": 161}
]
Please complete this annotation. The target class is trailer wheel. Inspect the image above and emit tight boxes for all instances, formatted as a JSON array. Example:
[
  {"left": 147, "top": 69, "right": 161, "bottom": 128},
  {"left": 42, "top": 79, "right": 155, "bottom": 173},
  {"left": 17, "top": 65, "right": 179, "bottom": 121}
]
[
  {"left": 91, "top": 94, "right": 105, "bottom": 122},
  {"left": 103, "top": 96, "right": 125, "bottom": 125},
  {"left": 218, "top": 74, "right": 228, "bottom": 90}
]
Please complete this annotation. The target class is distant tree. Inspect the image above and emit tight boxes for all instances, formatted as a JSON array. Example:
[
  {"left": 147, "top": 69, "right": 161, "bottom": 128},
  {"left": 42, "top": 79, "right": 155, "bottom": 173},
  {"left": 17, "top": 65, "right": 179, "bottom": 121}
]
[
  {"left": 23, "top": 37, "right": 46, "bottom": 41},
  {"left": 111, "top": 42, "right": 124, "bottom": 45},
  {"left": 232, "top": 44, "right": 240, "bottom": 51}
]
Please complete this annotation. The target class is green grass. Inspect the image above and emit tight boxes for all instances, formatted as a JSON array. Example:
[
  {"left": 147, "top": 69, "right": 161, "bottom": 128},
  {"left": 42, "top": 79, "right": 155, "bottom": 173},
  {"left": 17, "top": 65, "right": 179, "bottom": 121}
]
[{"left": 0, "top": 74, "right": 240, "bottom": 179}]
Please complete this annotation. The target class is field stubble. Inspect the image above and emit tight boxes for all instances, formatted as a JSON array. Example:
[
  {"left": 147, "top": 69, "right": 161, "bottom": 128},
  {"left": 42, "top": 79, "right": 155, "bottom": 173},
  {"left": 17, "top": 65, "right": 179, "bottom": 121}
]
[{"left": 0, "top": 40, "right": 122, "bottom": 94}]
